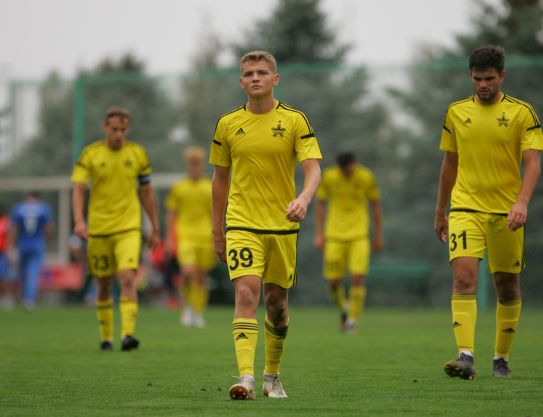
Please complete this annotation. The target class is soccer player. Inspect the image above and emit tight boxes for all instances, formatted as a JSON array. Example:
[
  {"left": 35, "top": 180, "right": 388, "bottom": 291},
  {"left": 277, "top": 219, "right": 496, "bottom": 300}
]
[
  {"left": 71, "top": 107, "right": 160, "bottom": 351},
  {"left": 10, "top": 192, "right": 54, "bottom": 310},
  {"left": 314, "top": 152, "right": 383, "bottom": 333},
  {"left": 434, "top": 46, "right": 543, "bottom": 379},
  {"left": 210, "top": 51, "right": 322, "bottom": 400},
  {"left": 165, "top": 147, "right": 216, "bottom": 328}
]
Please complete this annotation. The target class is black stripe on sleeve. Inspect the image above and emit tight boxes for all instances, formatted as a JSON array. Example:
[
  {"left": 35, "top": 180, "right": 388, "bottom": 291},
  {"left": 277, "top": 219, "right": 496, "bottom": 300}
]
[
  {"left": 278, "top": 103, "right": 314, "bottom": 135},
  {"left": 300, "top": 133, "right": 315, "bottom": 139},
  {"left": 76, "top": 161, "right": 87, "bottom": 168},
  {"left": 213, "top": 139, "right": 222, "bottom": 146},
  {"left": 443, "top": 125, "right": 452, "bottom": 134},
  {"left": 527, "top": 124, "right": 541, "bottom": 131},
  {"left": 138, "top": 174, "right": 151, "bottom": 185}
]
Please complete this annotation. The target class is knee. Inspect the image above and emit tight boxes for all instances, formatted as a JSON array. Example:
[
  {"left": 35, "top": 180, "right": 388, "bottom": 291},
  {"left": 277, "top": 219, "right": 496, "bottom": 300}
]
[
  {"left": 351, "top": 275, "right": 364, "bottom": 286},
  {"left": 329, "top": 280, "right": 341, "bottom": 290},
  {"left": 97, "top": 279, "right": 113, "bottom": 299},
  {"left": 453, "top": 268, "right": 477, "bottom": 293},
  {"left": 236, "top": 285, "right": 259, "bottom": 308},
  {"left": 265, "top": 295, "right": 287, "bottom": 324},
  {"left": 494, "top": 273, "right": 521, "bottom": 302},
  {"left": 118, "top": 271, "right": 137, "bottom": 290}
]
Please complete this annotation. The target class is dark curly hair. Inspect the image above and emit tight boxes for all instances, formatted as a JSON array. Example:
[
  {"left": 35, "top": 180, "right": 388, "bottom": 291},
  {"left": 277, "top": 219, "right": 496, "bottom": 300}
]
[
  {"left": 469, "top": 46, "right": 505, "bottom": 72},
  {"left": 337, "top": 152, "right": 355, "bottom": 168}
]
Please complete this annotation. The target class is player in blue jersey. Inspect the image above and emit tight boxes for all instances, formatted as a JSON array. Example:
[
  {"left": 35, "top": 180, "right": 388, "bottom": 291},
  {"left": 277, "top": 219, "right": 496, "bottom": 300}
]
[{"left": 10, "top": 192, "right": 54, "bottom": 310}]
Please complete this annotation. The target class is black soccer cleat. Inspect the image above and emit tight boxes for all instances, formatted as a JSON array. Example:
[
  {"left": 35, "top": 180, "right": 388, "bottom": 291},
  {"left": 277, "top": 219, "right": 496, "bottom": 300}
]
[
  {"left": 444, "top": 352, "right": 477, "bottom": 380},
  {"left": 100, "top": 341, "right": 113, "bottom": 351},
  {"left": 492, "top": 357, "right": 512, "bottom": 378},
  {"left": 121, "top": 335, "right": 140, "bottom": 351}
]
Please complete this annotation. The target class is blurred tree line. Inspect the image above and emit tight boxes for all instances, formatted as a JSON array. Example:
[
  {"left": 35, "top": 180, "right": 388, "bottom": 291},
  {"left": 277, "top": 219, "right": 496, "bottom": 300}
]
[{"left": 2, "top": 0, "right": 543, "bottom": 304}]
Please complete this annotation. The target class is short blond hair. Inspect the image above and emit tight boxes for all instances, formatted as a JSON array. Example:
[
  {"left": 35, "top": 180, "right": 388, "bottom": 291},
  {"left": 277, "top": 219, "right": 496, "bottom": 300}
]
[
  {"left": 105, "top": 107, "right": 130, "bottom": 123},
  {"left": 184, "top": 146, "right": 206, "bottom": 162},
  {"left": 240, "top": 51, "right": 277, "bottom": 73}
]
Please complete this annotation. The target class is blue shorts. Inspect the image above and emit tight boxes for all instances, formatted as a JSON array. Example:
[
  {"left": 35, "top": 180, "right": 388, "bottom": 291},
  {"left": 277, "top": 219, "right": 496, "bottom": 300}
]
[{"left": 0, "top": 253, "right": 15, "bottom": 281}]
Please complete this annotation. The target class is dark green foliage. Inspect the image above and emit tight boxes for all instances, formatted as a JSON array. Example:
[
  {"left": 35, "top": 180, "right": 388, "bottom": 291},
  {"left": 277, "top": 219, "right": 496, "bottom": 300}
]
[{"left": 1, "top": 53, "right": 181, "bottom": 176}]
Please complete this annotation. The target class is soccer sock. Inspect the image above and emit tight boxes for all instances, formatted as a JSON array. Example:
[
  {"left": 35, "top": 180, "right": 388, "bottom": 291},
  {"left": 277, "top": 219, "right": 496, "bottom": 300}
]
[
  {"left": 96, "top": 298, "right": 114, "bottom": 341},
  {"left": 348, "top": 286, "right": 367, "bottom": 321},
  {"left": 328, "top": 284, "right": 346, "bottom": 311},
  {"left": 495, "top": 298, "right": 521, "bottom": 359},
  {"left": 120, "top": 297, "right": 139, "bottom": 337},
  {"left": 264, "top": 316, "right": 289, "bottom": 375},
  {"left": 182, "top": 282, "right": 191, "bottom": 309},
  {"left": 232, "top": 318, "right": 258, "bottom": 376},
  {"left": 190, "top": 285, "right": 209, "bottom": 316},
  {"left": 451, "top": 294, "right": 477, "bottom": 354}
]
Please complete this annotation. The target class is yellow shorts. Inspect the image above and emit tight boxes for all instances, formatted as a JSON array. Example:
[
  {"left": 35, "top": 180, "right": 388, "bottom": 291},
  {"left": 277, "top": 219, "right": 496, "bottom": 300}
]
[
  {"left": 177, "top": 237, "right": 216, "bottom": 270},
  {"left": 448, "top": 211, "right": 525, "bottom": 274},
  {"left": 87, "top": 230, "right": 141, "bottom": 278},
  {"left": 225, "top": 229, "right": 298, "bottom": 289},
  {"left": 324, "top": 238, "right": 370, "bottom": 280}
]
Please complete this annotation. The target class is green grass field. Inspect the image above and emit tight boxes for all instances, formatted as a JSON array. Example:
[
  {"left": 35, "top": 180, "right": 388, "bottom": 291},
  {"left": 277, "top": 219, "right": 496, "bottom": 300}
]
[{"left": 1, "top": 306, "right": 542, "bottom": 417}]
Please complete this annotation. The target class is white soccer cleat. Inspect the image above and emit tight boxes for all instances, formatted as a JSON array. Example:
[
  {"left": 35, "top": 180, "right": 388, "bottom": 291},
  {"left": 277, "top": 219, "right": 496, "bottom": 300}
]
[
  {"left": 229, "top": 374, "right": 256, "bottom": 400},
  {"left": 344, "top": 318, "right": 357, "bottom": 334},
  {"left": 180, "top": 306, "right": 193, "bottom": 327},
  {"left": 263, "top": 374, "right": 288, "bottom": 398},
  {"left": 193, "top": 314, "right": 206, "bottom": 328}
]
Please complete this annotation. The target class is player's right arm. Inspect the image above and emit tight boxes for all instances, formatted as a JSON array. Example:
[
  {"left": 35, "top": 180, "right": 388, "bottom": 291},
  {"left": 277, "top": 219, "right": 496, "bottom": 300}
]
[
  {"left": 211, "top": 165, "right": 230, "bottom": 262},
  {"left": 72, "top": 182, "right": 88, "bottom": 240},
  {"left": 434, "top": 151, "right": 458, "bottom": 243}
]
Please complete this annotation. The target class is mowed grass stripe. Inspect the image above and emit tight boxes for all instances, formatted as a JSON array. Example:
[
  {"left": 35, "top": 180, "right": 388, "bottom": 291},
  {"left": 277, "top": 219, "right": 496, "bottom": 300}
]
[{"left": 0, "top": 307, "right": 541, "bottom": 417}]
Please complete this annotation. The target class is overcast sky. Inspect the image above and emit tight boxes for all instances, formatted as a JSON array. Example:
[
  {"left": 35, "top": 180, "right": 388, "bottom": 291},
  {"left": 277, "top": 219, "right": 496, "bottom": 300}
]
[{"left": 0, "top": 0, "right": 501, "bottom": 80}]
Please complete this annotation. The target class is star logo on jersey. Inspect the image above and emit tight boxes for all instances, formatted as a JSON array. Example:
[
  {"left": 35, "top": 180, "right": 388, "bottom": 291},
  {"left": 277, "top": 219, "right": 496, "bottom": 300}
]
[
  {"left": 463, "top": 118, "right": 472, "bottom": 126},
  {"left": 235, "top": 127, "right": 245, "bottom": 135},
  {"left": 497, "top": 112, "right": 509, "bottom": 127},
  {"left": 124, "top": 159, "right": 133, "bottom": 168},
  {"left": 272, "top": 121, "right": 285, "bottom": 137}
]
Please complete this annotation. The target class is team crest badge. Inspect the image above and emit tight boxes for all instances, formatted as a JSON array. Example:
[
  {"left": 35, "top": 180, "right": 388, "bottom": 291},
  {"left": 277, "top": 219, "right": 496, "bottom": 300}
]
[
  {"left": 497, "top": 112, "right": 509, "bottom": 127},
  {"left": 272, "top": 121, "right": 286, "bottom": 137}
]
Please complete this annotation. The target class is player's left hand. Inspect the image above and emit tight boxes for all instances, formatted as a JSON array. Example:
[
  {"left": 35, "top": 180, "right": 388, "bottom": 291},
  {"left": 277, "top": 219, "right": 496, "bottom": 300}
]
[
  {"left": 286, "top": 196, "right": 309, "bottom": 222},
  {"left": 507, "top": 200, "right": 528, "bottom": 231},
  {"left": 147, "top": 229, "right": 160, "bottom": 250}
]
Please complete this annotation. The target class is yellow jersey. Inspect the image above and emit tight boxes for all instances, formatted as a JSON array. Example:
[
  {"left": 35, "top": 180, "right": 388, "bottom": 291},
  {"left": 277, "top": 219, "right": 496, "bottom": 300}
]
[
  {"left": 317, "top": 164, "right": 380, "bottom": 240},
  {"left": 210, "top": 101, "right": 322, "bottom": 232},
  {"left": 165, "top": 177, "right": 212, "bottom": 240},
  {"left": 441, "top": 94, "right": 543, "bottom": 214},
  {"left": 71, "top": 140, "right": 152, "bottom": 235}
]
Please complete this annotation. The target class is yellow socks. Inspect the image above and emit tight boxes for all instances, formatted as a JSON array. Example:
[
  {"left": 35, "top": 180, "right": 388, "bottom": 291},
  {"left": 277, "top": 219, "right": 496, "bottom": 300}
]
[
  {"left": 120, "top": 297, "right": 138, "bottom": 337},
  {"left": 96, "top": 298, "right": 113, "bottom": 341},
  {"left": 264, "top": 316, "right": 289, "bottom": 375},
  {"left": 451, "top": 293, "right": 477, "bottom": 353},
  {"left": 232, "top": 318, "right": 258, "bottom": 376},
  {"left": 190, "top": 284, "right": 209, "bottom": 316},
  {"left": 348, "top": 286, "right": 367, "bottom": 322},
  {"left": 495, "top": 298, "right": 521, "bottom": 358},
  {"left": 328, "top": 284, "right": 346, "bottom": 311}
]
